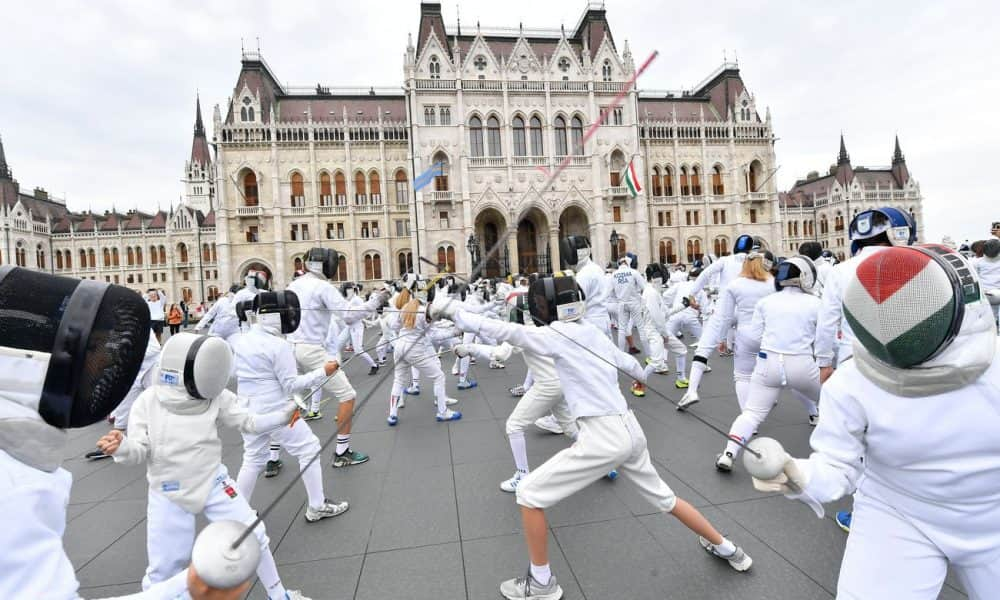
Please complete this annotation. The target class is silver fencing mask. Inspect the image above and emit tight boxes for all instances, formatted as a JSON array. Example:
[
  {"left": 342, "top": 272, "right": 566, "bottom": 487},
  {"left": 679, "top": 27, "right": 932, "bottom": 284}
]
[
  {"left": 157, "top": 332, "right": 232, "bottom": 401},
  {"left": 0, "top": 266, "right": 151, "bottom": 428}
]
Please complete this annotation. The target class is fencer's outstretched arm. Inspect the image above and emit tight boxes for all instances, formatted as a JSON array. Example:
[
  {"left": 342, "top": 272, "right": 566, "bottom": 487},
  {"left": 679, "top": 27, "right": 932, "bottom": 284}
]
[
  {"left": 689, "top": 258, "right": 723, "bottom": 295},
  {"left": 322, "top": 286, "right": 384, "bottom": 325},
  {"left": 194, "top": 300, "right": 222, "bottom": 331},
  {"left": 694, "top": 286, "right": 736, "bottom": 355},
  {"left": 791, "top": 382, "right": 869, "bottom": 504},
  {"left": 274, "top": 345, "right": 328, "bottom": 398},
  {"left": 215, "top": 390, "right": 297, "bottom": 434}
]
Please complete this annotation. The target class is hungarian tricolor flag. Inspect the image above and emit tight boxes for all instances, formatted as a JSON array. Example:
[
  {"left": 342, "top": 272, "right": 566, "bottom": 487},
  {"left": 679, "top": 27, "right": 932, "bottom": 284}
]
[{"left": 623, "top": 159, "right": 642, "bottom": 198}]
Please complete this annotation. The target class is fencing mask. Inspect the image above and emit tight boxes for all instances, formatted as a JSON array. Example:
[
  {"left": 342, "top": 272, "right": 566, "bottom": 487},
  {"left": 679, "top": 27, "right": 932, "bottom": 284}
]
[
  {"left": 341, "top": 281, "right": 358, "bottom": 299},
  {"left": 733, "top": 234, "right": 755, "bottom": 255},
  {"left": 774, "top": 255, "right": 818, "bottom": 293},
  {"left": 235, "top": 299, "right": 254, "bottom": 326},
  {"left": 527, "top": 275, "right": 586, "bottom": 325},
  {"left": 244, "top": 269, "right": 269, "bottom": 292},
  {"left": 560, "top": 235, "right": 592, "bottom": 269},
  {"left": 157, "top": 332, "right": 232, "bottom": 402},
  {"left": 508, "top": 292, "right": 528, "bottom": 325},
  {"left": 304, "top": 247, "right": 339, "bottom": 280},
  {"left": 618, "top": 252, "right": 638, "bottom": 270},
  {"left": 0, "top": 266, "right": 151, "bottom": 429},
  {"left": 645, "top": 263, "right": 666, "bottom": 286},
  {"left": 253, "top": 291, "right": 301, "bottom": 335},
  {"left": 843, "top": 244, "right": 994, "bottom": 396},
  {"left": 983, "top": 238, "right": 1000, "bottom": 260},
  {"left": 797, "top": 241, "right": 823, "bottom": 261}
]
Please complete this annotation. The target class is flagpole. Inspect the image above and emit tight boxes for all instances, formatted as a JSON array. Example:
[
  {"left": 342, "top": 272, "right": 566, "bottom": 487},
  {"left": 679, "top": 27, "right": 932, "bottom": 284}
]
[{"left": 404, "top": 92, "right": 422, "bottom": 275}]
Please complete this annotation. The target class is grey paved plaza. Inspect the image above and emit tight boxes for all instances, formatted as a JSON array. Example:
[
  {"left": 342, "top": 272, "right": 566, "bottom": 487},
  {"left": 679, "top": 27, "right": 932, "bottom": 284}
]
[{"left": 63, "top": 329, "right": 969, "bottom": 599}]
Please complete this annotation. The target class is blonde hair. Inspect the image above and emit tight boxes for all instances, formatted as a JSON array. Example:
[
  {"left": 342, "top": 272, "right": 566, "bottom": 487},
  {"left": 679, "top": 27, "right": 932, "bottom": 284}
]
[
  {"left": 401, "top": 298, "right": 421, "bottom": 329},
  {"left": 394, "top": 287, "right": 412, "bottom": 310},
  {"left": 740, "top": 256, "right": 772, "bottom": 282}
]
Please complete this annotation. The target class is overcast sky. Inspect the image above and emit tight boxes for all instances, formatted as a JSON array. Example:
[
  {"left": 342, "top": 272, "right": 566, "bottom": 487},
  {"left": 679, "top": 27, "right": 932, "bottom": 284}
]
[{"left": 2, "top": 0, "right": 997, "bottom": 243}]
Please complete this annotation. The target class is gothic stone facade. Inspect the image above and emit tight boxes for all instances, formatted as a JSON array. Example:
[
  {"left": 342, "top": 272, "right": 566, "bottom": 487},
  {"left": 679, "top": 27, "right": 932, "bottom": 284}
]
[{"left": 214, "top": 2, "right": 781, "bottom": 287}]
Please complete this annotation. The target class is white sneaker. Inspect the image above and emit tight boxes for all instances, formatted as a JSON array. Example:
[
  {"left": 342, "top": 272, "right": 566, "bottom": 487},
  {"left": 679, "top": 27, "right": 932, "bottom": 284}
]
[
  {"left": 699, "top": 537, "right": 753, "bottom": 572},
  {"left": 534, "top": 415, "right": 563, "bottom": 434},
  {"left": 397, "top": 396, "right": 405, "bottom": 409},
  {"left": 305, "top": 499, "right": 349, "bottom": 523},
  {"left": 676, "top": 389, "right": 700, "bottom": 411},
  {"left": 500, "top": 471, "right": 526, "bottom": 493},
  {"left": 489, "top": 359, "right": 505, "bottom": 369},
  {"left": 715, "top": 452, "right": 734, "bottom": 472},
  {"left": 704, "top": 364, "right": 713, "bottom": 373},
  {"left": 446, "top": 396, "right": 458, "bottom": 406},
  {"left": 500, "top": 573, "right": 563, "bottom": 600},
  {"left": 284, "top": 591, "right": 312, "bottom": 600}
]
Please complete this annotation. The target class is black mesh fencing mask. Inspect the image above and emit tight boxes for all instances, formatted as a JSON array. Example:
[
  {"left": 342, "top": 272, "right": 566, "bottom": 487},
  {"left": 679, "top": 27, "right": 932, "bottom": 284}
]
[
  {"left": 559, "top": 235, "right": 592, "bottom": 269},
  {"left": 0, "top": 266, "right": 151, "bottom": 428},
  {"left": 305, "top": 247, "right": 339, "bottom": 279},
  {"left": 253, "top": 290, "right": 301, "bottom": 334},
  {"left": 527, "top": 275, "right": 586, "bottom": 325}
]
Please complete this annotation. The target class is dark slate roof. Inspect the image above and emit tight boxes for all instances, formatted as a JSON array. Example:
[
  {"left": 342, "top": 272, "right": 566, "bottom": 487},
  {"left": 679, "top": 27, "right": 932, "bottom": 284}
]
[
  {"left": 202, "top": 210, "right": 216, "bottom": 227},
  {"left": 639, "top": 67, "right": 756, "bottom": 123},
  {"left": 277, "top": 96, "right": 407, "bottom": 122},
  {"left": 147, "top": 211, "right": 168, "bottom": 230},
  {"left": 190, "top": 96, "right": 213, "bottom": 167}
]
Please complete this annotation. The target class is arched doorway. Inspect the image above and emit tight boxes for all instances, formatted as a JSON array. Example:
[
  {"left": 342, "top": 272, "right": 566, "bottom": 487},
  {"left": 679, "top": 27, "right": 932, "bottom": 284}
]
[
  {"left": 239, "top": 260, "right": 273, "bottom": 288},
  {"left": 474, "top": 208, "right": 508, "bottom": 277},
  {"left": 517, "top": 207, "right": 550, "bottom": 274}
]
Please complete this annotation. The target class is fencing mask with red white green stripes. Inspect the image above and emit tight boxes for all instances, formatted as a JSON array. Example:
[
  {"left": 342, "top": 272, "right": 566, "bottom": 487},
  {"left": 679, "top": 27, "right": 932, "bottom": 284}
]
[{"left": 842, "top": 245, "right": 996, "bottom": 396}]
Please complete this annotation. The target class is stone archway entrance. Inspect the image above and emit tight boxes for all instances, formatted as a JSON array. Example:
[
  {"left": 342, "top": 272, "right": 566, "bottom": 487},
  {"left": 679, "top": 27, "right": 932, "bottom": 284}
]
[
  {"left": 517, "top": 207, "right": 551, "bottom": 274},
  {"left": 474, "top": 208, "right": 509, "bottom": 277},
  {"left": 240, "top": 260, "right": 274, "bottom": 288}
]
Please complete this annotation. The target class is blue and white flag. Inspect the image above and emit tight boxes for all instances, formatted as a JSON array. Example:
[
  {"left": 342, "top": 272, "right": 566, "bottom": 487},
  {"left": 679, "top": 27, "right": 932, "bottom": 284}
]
[{"left": 413, "top": 162, "right": 444, "bottom": 192}]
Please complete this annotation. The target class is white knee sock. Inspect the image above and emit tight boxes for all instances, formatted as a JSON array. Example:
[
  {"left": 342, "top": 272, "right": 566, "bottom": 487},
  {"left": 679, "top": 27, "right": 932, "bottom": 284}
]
[
  {"left": 309, "top": 390, "right": 321, "bottom": 413},
  {"left": 688, "top": 359, "right": 708, "bottom": 392},
  {"left": 675, "top": 354, "right": 687, "bottom": 376},
  {"left": 508, "top": 431, "right": 529, "bottom": 473},
  {"left": 301, "top": 459, "right": 325, "bottom": 508},
  {"left": 255, "top": 543, "right": 287, "bottom": 600},
  {"left": 389, "top": 395, "right": 400, "bottom": 418},
  {"left": 336, "top": 435, "right": 350, "bottom": 455},
  {"left": 268, "top": 443, "right": 280, "bottom": 462},
  {"left": 235, "top": 464, "right": 262, "bottom": 501}
]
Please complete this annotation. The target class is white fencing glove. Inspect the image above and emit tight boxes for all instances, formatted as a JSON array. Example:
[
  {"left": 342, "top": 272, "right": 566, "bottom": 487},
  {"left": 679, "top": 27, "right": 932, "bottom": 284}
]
[
  {"left": 751, "top": 454, "right": 809, "bottom": 494},
  {"left": 428, "top": 292, "right": 457, "bottom": 321},
  {"left": 491, "top": 342, "right": 514, "bottom": 362},
  {"left": 453, "top": 344, "right": 471, "bottom": 358}
]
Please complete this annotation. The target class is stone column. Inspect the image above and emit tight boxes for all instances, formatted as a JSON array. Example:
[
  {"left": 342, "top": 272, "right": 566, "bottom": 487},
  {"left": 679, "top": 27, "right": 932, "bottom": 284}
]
[
  {"left": 548, "top": 227, "right": 561, "bottom": 271},
  {"left": 506, "top": 228, "right": 519, "bottom": 275}
]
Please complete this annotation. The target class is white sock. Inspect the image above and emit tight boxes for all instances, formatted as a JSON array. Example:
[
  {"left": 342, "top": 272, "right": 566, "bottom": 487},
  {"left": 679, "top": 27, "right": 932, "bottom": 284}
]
[
  {"left": 688, "top": 359, "right": 708, "bottom": 391},
  {"left": 336, "top": 435, "right": 350, "bottom": 455},
  {"left": 530, "top": 562, "right": 552, "bottom": 586},
  {"left": 715, "top": 538, "right": 736, "bottom": 556},
  {"left": 508, "top": 431, "right": 529, "bottom": 473},
  {"left": 268, "top": 444, "right": 280, "bottom": 462},
  {"left": 389, "top": 395, "right": 399, "bottom": 418},
  {"left": 675, "top": 355, "right": 687, "bottom": 375},
  {"left": 310, "top": 390, "right": 321, "bottom": 413},
  {"left": 302, "top": 459, "right": 325, "bottom": 508}
]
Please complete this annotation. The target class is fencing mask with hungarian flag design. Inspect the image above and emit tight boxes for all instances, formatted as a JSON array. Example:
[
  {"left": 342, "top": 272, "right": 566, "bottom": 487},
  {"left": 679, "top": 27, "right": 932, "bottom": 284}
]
[{"left": 842, "top": 245, "right": 996, "bottom": 396}]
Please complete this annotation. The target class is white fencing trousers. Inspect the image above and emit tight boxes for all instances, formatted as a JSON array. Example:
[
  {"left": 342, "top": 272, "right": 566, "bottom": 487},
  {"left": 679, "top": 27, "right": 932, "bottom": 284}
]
[
  {"left": 725, "top": 352, "right": 820, "bottom": 457},
  {"left": 392, "top": 341, "right": 449, "bottom": 415},
  {"left": 667, "top": 310, "right": 703, "bottom": 341},
  {"left": 294, "top": 343, "right": 356, "bottom": 412},
  {"left": 639, "top": 319, "right": 686, "bottom": 373},
  {"left": 142, "top": 466, "right": 285, "bottom": 599},
  {"left": 349, "top": 322, "right": 376, "bottom": 367},
  {"left": 617, "top": 302, "right": 640, "bottom": 349},
  {"left": 516, "top": 412, "right": 676, "bottom": 513},
  {"left": 837, "top": 490, "right": 1000, "bottom": 599},
  {"left": 237, "top": 419, "right": 325, "bottom": 508},
  {"left": 505, "top": 385, "right": 577, "bottom": 439},
  {"left": 457, "top": 331, "right": 477, "bottom": 378}
]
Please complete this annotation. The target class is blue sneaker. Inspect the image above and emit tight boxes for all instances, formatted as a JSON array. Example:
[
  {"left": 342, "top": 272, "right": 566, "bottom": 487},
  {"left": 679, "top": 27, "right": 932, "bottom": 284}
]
[
  {"left": 457, "top": 380, "right": 478, "bottom": 390},
  {"left": 836, "top": 511, "right": 852, "bottom": 533},
  {"left": 606, "top": 470, "right": 618, "bottom": 481},
  {"left": 387, "top": 415, "right": 398, "bottom": 427},
  {"left": 404, "top": 385, "right": 420, "bottom": 396},
  {"left": 436, "top": 409, "right": 462, "bottom": 422}
]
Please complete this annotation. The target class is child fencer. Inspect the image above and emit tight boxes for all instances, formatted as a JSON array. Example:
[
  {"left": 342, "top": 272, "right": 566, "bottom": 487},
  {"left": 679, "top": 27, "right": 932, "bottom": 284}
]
[
  {"left": 386, "top": 286, "right": 461, "bottom": 425},
  {"left": 433, "top": 275, "right": 753, "bottom": 599},
  {"left": 666, "top": 269, "right": 706, "bottom": 342},
  {"left": 638, "top": 263, "right": 690, "bottom": 388},
  {"left": 678, "top": 251, "right": 775, "bottom": 411},
  {"left": 97, "top": 332, "right": 312, "bottom": 599},
  {"left": 715, "top": 256, "right": 821, "bottom": 471},
  {"left": 342, "top": 282, "right": 379, "bottom": 374},
  {"left": 452, "top": 281, "right": 503, "bottom": 389},
  {"left": 612, "top": 252, "right": 644, "bottom": 354},
  {"left": 287, "top": 248, "right": 385, "bottom": 467},
  {"left": 231, "top": 292, "right": 349, "bottom": 522},
  {"left": 751, "top": 245, "right": 1000, "bottom": 598}
]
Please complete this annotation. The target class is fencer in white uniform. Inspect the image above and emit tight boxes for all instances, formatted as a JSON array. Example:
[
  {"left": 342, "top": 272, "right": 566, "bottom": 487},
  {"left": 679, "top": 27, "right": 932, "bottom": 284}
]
[
  {"left": 559, "top": 235, "right": 612, "bottom": 337},
  {"left": 431, "top": 275, "right": 754, "bottom": 599},
  {"left": 678, "top": 251, "right": 775, "bottom": 411},
  {"left": 715, "top": 256, "right": 821, "bottom": 471},
  {"left": 816, "top": 207, "right": 916, "bottom": 377},
  {"left": 637, "top": 263, "right": 690, "bottom": 385},
  {"left": 343, "top": 283, "right": 379, "bottom": 373},
  {"left": 196, "top": 286, "right": 241, "bottom": 342},
  {"left": 690, "top": 235, "right": 755, "bottom": 351},
  {"left": 666, "top": 272, "right": 707, "bottom": 342},
  {"left": 751, "top": 245, "right": 1000, "bottom": 599},
  {"left": 0, "top": 268, "right": 205, "bottom": 598},
  {"left": 612, "top": 252, "right": 644, "bottom": 353},
  {"left": 231, "top": 292, "right": 348, "bottom": 523},
  {"left": 287, "top": 248, "right": 384, "bottom": 467},
  {"left": 99, "top": 332, "right": 311, "bottom": 599},
  {"left": 232, "top": 269, "right": 268, "bottom": 324}
]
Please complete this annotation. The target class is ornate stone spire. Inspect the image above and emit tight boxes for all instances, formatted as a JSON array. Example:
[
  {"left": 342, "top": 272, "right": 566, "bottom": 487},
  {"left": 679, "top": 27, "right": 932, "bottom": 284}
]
[{"left": 0, "top": 133, "right": 11, "bottom": 180}]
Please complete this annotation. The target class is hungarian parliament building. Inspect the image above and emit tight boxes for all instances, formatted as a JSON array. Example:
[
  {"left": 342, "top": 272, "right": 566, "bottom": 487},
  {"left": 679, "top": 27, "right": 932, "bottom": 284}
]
[{"left": 0, "top": 2, "right": 921, "bottom": 303}]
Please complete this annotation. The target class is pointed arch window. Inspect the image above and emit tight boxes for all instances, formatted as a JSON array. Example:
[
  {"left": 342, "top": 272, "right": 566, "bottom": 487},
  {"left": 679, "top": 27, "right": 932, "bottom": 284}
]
[
  {"left": 512, "top": 116, "right": 527, "bottom": 157},
  {"left": 290, "top": 172, "right": 305, "bottom": 207},
  {"left": 554, "top": 116, "right": 568, "bottom": 156},
  {"left": 602, "top": 59, "right": 612, "bottom": 82},
  {"left": 712, "top": 165, "right": 725, "bottom": 195},
  {"left": 469, "top": 116, "right": 484, "bottom": 157},
  {"left": 486, "top": 115, "right": 502, "bottom": 157},
  {"left": 354, "top": 172, "right": 367, "bottom": 204},
  {"left": 652, "top": 167, "right": 662, "bottom": 197},
  {"left": 432, "top": 152, "right": 450, "bottom": 191},
  {"left": 429, "top": 55, "right": 441, "bottom": 79},
  {"left": 686, "top": 238, "right": 703, "bottom": 262},
  {"left": 394, "top": 169, "right": 409, "bottom": 205},
  {"left": 79, "top": 249, "right": 87, "bottom": 269},
  {"left": 570, "top": 116, "right": 584, "bottom": 156},
  {"left": 369, "top": 172, "right": 381, "bottom": 203},
  {"left": 320, "top": 172, "right": 332, "bottom": 205},
  {"left": 529, "top": 116, "right": 543, "bottom": 156},
  {"left": 242, "top": 171, "right": 259, "bottom": 206},
  {"left": 664, "top": 166, "right": 675, "bottom": 196},
  {"left": 364, "top": 252, "right": 383, "bottom": 280},
  {"left": 397, "top": 251, "right": 413, "bottom": 276},
  {"left": 127, "top": 247, "right": 135, "bottom": 266},
  {"left": 335, "top": 172, "right": 346, "bottom": 204},
  {"left": 103, "top": 248, "right": 111, "bottom": 267},
  {"left": 691, "top": 165, "right": 702, "bottom": 196},
  {"left": 680, "top": 166, "right": 690, "bottom": 196},
  {"left": 159, "top": 245, "right": 167, "bottom": 265},
  {"left": 88, "top": 249, "right": 96, "bottom": 268}
]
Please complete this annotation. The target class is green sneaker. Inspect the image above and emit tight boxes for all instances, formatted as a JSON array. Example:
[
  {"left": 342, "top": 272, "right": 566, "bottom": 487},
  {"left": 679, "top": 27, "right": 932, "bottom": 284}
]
[
  {"left": 302, "top": 410, "right": 322, "bottom": 421},
  {"left": 332, "top": 449, "right": 370, "bottom": 468}
]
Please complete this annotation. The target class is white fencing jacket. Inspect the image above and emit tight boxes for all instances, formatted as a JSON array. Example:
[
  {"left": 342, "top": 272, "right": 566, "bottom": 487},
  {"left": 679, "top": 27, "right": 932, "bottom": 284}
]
[{"left": 233, "top": 326, "right": 327, "bottom": 414}]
